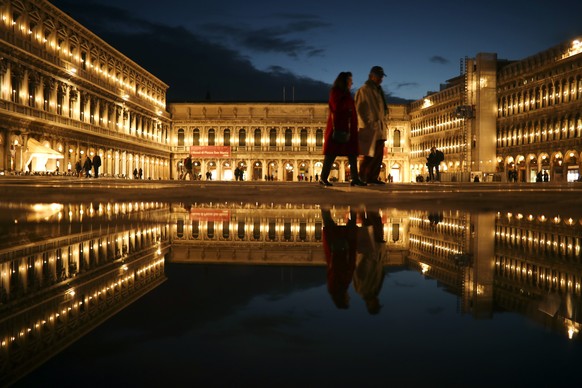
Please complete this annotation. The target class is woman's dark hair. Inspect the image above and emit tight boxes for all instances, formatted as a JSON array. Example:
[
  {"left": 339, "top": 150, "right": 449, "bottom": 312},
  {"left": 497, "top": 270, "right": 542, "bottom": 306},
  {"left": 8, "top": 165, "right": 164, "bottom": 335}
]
[{"left": 332, "top": 71, "right": 352, "bottom": 92}]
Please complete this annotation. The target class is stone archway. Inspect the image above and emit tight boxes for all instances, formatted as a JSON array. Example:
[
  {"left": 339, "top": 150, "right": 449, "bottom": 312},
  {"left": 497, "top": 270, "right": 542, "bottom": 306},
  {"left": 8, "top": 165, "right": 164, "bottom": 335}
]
[
  {"left": 564, "top": 151, "right": 580, "bottom": 182},
  {"left": 267, "top": 161, "right": 278, "bottom": 181},
  {"left": 284, "top": 161, "right": 294, "bottom": 182},
  {"left": 252, "top": 161, "right": 263, "bottom": 181}
]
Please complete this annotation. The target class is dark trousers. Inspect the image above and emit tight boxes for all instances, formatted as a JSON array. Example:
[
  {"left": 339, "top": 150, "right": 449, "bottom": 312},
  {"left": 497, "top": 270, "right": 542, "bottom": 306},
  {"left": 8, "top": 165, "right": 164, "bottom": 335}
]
[
  {"left": 321, "top": 154, "right": 360, "bottom": 182},
  {"left": 428, "top": 164, "right": 440, "bottom": 181},
  {"left": 359, "top": 139, "right": 385, "bottom": 182}
]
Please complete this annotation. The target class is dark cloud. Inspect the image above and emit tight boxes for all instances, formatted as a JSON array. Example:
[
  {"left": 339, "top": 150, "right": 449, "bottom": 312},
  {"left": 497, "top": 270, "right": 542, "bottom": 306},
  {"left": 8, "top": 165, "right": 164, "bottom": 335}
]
[
  {"left": 51, "top": 1, "right": 330, "bottom": 102},
  {"left": 430, "top": 55, "right": 449, "bottom": 64},
  {"left": 202, "top": 16, "right": 330, "bottom": 58},
  {"left": 394, "top": 82, "right": 419, "bottom": 90}
]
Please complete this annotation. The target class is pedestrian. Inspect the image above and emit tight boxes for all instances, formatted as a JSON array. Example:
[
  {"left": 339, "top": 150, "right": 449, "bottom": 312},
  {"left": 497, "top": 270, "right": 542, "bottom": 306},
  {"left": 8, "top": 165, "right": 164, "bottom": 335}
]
[
  {"left": 83, "top": 155, "right": 92, "bottom": 178},
  {"left": 133, "top": 168, "right": 138, "bottom": 179},
  {"left": 75, "top": 160, "right": 82, "bottom": 177},
  {"left": 183, "top": 156, "right": 193, "bottom": 180},
  {"left": 92, "top": 154, "right": 102, "bottom": 178},
  {"left": 355, "top": 66, "right": 388, "bottom": 185},
  {"left": 543, "top": 170, "right": 549, "bottom": 182},
  {"left": 426, "top": 147, "right": 443, "bottom": 182},
  {"left": 320, "top": 71, "right": 366, "bottom": 187},
  {"left": 138, "top": 168, "right": 143, "bottom": 179}
]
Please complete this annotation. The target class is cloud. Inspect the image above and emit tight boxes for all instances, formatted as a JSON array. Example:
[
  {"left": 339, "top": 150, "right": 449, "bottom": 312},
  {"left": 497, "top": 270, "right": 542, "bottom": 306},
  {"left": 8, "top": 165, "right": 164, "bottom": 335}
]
[
  {"left": 430, "top": 55, "right": 449, "bottom": 64},
  {"left": 50, "top": 1, "right": 331, "bottom": 102},
  {"left": 394, "top": 82, "right": 419, "bottom": 90},
  {"left": 202, "top": 15, "right": 330, "bottom": 58}
]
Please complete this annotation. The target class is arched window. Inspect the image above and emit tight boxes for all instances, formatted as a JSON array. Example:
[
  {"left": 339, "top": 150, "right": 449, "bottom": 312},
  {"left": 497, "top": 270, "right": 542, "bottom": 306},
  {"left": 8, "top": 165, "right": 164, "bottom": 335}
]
[
  {"left": 300, "top": 129, "right": 308, "bottom": 147},
  {"left": 208, "top": 128, "right": 215, "bottom": 146},
  {"left": 285, "top": 129, "right": 293, "bottom": 147},
  {"left": 254, "top": 128, "right": 261, "bottom": 148},
  {"left": 269, "top": 128, "right": 277, "bottom": 147},
  {"left": 239, "top": 129, "right": 246, "bottom": 146},
  {"left": 393, "top": 129, "right": 401, "bottom": 147},
  {"left": 315, "top": 129, "right": 324, "bottom": 147},
  {"left": 193, "top": 129, "right": 200, "bottom": 146},
  {"left": 177, "top": 129, "right": 185, "bottom": 147},
  {"left": 224, "top": 129, "right": 231, "bottom": 146}
]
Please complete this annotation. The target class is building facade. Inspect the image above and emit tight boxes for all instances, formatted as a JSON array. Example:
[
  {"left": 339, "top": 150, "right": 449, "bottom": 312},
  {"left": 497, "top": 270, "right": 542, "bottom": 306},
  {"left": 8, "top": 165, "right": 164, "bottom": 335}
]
[
  {"left": 0, "top": 0, "right": 172, "bottom": 178},
  {"left": 496, "top": 39, "right": 582, "bottom": 183},
  {"left": 0, "top": 1, "right": 580, "bottom": 183},
  {"left": 409, "top": 40, "right": 582, "bottom": 183},
  {"left": 169, "top": 102, "right": 410, "bottom": 182}
]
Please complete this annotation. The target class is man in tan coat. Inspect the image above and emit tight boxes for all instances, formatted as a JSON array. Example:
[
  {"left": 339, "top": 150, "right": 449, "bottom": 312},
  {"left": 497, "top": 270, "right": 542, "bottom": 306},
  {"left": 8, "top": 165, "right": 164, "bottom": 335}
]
[{"left": 355, "top": 66, "right": 388, "bottom": 184}]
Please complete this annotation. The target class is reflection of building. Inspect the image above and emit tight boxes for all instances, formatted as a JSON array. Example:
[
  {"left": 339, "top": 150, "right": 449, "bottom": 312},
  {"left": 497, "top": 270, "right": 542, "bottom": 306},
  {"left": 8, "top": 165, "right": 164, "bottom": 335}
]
[
  {"left": 0, "top": 202, "right": 170, "bottom": 386},
  {"left": 3, "top": 200, "right": 582, "bottom": 386},
  {"left": 169, "top": 204, "right": 408, "bottom": 265},
  {"left": 495, "top": 212, "right": 582, "bottom": 339},
  {"left": 406, "top": 207, "right": 582, "bottom": 338},
  {"left": 0, "top": 0, "right": 172, "bottom": 177}
]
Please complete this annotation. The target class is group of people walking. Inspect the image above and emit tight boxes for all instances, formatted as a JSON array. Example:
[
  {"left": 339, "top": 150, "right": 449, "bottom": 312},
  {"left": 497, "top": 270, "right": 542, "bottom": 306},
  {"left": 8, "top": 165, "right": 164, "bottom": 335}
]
[
  {"left": 320, "top": 66, "right": 389, "bottom": 187},
  {"left": 74, "top": 154, "right": 102, "bottom": 178},
  {"left": 321, "top": 65, "right": 443, "bottom": 187}
]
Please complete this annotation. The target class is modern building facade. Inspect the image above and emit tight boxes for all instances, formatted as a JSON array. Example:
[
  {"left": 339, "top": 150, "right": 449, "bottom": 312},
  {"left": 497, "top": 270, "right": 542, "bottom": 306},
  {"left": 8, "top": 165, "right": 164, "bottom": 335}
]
[{"left": 0, "top": 0, "right": 172, "bottom": 179}]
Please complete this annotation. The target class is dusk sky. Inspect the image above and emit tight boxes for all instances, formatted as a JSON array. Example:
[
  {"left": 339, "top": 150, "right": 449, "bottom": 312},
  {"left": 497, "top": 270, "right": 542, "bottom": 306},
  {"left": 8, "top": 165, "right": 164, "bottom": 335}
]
[{"left": 51, "top": 0, "right": 582, "bottom": 103}]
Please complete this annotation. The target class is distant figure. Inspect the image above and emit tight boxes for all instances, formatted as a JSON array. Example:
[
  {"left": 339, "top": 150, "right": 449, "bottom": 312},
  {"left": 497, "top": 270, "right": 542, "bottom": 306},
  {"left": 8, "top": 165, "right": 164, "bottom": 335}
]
[
  {"left": 427, "top": 147, "right": 444, "bottom": 182},
  {"left": 75, "top": 160, "right": 82, "bottom": 177},
  {"left": 83, "top": 156, "right": 92, "bottom": 178},
  {"left": 543, "top": 170, "right": 549, "bottom": 182},
  {"left": 133, "top": 168, "right": 138, "bottom": 179},
  {"left": 183, "top": 156, "right": 194, "bottom": 180},
  {"left": 138, "top": 168, "right": 143, "bottom": 179},
  {"left": 92, "top": 154, "right": 102, "bottom": 178}
]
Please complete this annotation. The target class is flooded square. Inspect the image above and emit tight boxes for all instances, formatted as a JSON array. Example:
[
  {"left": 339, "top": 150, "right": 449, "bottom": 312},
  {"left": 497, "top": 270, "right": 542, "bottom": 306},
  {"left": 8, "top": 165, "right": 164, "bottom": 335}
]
[{"left": 1, "top": 200, "right": 581, "bottom": 386}]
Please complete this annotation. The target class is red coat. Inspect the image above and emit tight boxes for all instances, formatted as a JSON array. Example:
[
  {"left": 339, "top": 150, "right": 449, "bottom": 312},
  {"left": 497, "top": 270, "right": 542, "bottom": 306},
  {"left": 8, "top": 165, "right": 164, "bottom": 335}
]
[{"left": 323, "top": 88, "right": 359, "bottom": 156}]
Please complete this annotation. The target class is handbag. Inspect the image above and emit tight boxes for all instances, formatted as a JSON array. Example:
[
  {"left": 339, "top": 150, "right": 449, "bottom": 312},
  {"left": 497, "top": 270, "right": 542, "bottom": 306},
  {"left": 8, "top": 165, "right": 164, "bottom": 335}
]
[
  {"left": 330, "top": 111, "right": 351, "bottom": 144},
  {"left": 332, "top": 129, "right": 350, "bottom": 143}
]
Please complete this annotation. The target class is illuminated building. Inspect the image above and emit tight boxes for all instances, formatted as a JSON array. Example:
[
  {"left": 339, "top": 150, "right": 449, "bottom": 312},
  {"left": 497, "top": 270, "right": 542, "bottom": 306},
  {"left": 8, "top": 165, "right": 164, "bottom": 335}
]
[
  {"left": 410, "top": 40, "right": 582, "bottom": 183},
  {"left": 0, "top": 0, "right": 172, "bottom": 177},
  {"left": 0, "top": 1, "right": 580, "bottom": 183},
  {"left": 496, "top": 39, "right": 582, "bottom": 182},
  {"left": 0, "top": 201, "right": 170, "bottom": 386}
]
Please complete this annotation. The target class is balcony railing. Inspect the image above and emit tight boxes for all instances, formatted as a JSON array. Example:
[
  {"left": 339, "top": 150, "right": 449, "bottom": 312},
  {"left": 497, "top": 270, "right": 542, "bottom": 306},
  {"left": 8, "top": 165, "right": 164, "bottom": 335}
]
[{"left": 1, "top": 100, "right": 168, "bottom": 151}]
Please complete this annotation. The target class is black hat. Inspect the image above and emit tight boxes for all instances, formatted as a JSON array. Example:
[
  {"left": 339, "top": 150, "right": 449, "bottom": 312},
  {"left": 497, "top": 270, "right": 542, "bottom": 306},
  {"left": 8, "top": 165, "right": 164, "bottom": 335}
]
[{"left": 370, "top": 66, "right": 386, "bottom": 77}]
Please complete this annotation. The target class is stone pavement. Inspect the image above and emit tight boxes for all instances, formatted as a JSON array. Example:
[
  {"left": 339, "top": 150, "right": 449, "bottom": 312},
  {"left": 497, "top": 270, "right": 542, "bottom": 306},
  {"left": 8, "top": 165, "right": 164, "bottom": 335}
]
[{"left": 1, "top": 175, "right": 581, "bottom": 216}]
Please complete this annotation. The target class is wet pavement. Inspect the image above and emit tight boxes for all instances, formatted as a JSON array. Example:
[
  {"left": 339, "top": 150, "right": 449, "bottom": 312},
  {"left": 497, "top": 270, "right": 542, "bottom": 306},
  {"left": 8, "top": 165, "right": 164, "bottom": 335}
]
[
  {"left": 1, "top": 176, "right": 582, "bottom": 386},
  {"left": 1, "top": 175, "right": 581, "bottom": 215}
]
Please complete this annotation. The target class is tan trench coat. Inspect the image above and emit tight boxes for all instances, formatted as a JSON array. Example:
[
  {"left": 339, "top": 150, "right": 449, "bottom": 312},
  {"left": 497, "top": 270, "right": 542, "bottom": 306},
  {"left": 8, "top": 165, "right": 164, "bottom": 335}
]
[{"left": 355, "top": 81, "right": 387, "bottom": 157}]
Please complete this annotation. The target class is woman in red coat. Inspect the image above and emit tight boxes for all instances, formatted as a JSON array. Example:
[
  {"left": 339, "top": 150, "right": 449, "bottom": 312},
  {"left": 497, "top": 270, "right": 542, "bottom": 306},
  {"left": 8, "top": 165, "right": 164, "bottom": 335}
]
[{"left": 320, "top": 72, "right": 366, "bottom": 186}]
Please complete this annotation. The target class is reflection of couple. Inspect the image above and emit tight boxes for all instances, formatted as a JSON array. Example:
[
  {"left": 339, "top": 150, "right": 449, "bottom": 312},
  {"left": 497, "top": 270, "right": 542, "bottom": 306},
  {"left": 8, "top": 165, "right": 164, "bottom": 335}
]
[{"left": 322, "top": 207, "right": 386, "bottom": 313}]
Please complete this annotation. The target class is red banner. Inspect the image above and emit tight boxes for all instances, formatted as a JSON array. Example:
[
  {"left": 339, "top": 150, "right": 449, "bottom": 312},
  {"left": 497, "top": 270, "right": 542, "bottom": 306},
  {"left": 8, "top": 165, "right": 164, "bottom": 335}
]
[{"left": 190, "top": 146, "right": 231, "bottom": 158}]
